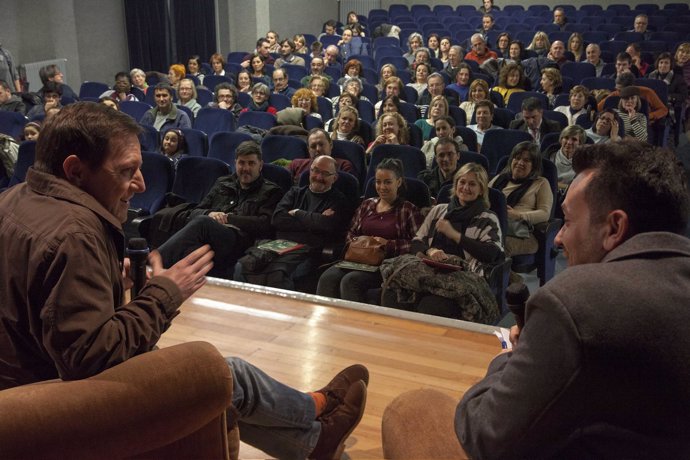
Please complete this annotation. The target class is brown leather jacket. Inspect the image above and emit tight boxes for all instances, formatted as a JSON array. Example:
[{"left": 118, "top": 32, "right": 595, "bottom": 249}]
[{"left": 0, "top": 168, "right": 182, "bottom": 389}]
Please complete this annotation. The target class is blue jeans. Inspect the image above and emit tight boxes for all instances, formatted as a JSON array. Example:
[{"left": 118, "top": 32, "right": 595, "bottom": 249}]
[{"left": 227, "top": 357, "right": 320, "bottom": 459}]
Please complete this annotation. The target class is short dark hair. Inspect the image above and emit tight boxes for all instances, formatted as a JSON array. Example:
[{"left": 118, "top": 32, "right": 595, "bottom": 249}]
[
  {"left": 435, "top": 136, "right": 460, "bottom": 155},
  {"left": 34, "top": 102, "right": 142, "bottom": 178},
  {"left": 616, "top": 52, "right": 632, "bottom": 64},
  {"left": 154, "top": 83, "right": 173, "bottom": 96},
  {"left": 42, "top": 81, "right": 63, "bottom": 96},
  {"left": 280, "top": 39, "right": 295, "bottom": 51},
  {"left": 475, "top": 99, "right": 494, "bottom": 115},
  {"left": 114, "top": 71, "right": 130, "bottom": 83},
  {"left": 213, "top": 82, "right": 236, "bottom": 102},
  {"left": 308, "top": 127, "right": 332, "bottom": 145},
  {"left": 572, "top": 140, "right": 689, "bottom": 235},
  {"left": 521, "top": 97, "right": 543, "bottom": 112},
  {"left": 257, "top": 38, "right": 269, "bottom": 48},
  {"left": 39, "top": 64, "right": 61, "bottom": 86},
  {"left": 235, "top": 140, "right": 262, "bottom": 160}
]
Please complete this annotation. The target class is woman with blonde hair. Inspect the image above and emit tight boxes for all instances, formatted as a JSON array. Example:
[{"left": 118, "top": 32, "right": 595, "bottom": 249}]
[
  {"left": 527, "top": 31, "right": 550, "bottom": 57},
  {"left": 291, "top": 88, "right": 320, "bottom": 120},
  {"left": 330, "top": 106, "right": 365, "bottom": 146},
  {"left": 415, "top": 95, "right": 449, "bottom": 141},
  {"left": 177, "top": 78, "right": 201, "bottom": 117},
  {"left": 460, "top": 79, "right": 491, "bottom": 121},
  {"left": 292, "top": 34, "right": 309, "bottom": 54},
  {"left": 376, "top": 64, "right": 397, "bottom": 93},
  {"left": 567, "top": 33, "right": 584, "bottom": 62},
  {"left": 367, "top": 112, "right": 409, "bottom": 155}
]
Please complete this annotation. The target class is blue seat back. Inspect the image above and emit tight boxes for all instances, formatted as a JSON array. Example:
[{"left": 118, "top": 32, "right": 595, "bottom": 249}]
[{"left": 172, "top": 156, "right": 231, "bottom": 203}]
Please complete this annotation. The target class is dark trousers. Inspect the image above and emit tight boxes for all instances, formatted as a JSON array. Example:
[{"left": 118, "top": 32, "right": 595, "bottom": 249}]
[
  {"left": 157, "top": 215, "right": 247, "bottom": 279},
  {"left": 382, "top": 291, "right": 462, "bottom": 320},
  {"left": 316, "top": 265, "right": 383, "bottom": 304}
]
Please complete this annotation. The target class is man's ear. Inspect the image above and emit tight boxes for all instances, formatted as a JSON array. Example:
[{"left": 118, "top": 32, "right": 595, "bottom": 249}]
[
  {"left": 602, "top": 209, "right": 629, "bottom": 252},
  {"left": 62, "top": 155, "right": 84, "bottom": 186}
]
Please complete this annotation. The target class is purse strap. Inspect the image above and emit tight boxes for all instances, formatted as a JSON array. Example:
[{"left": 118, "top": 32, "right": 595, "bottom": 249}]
[{"left": 380, "top": 256, "right": 422, "bottom": 306}]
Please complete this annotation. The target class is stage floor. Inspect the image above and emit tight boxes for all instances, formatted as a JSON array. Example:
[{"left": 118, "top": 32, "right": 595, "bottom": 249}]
[{"left": 157, "top": 279, "right": 503, "bottom": 459}]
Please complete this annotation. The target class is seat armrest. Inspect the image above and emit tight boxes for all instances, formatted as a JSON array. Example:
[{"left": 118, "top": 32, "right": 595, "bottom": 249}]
[{"left": 0, "top": 341, "right": 233, "bottom": 459}]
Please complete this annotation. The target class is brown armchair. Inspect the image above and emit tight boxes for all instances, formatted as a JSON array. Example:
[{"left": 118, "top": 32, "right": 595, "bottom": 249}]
[{"left": 0, "top": 341, "right": 240, "bottom": 460}]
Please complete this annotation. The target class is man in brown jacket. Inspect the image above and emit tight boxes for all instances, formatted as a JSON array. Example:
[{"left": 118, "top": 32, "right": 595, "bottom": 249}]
[{"left": 0, "top": 102, "right": 367, "bottom": 459}]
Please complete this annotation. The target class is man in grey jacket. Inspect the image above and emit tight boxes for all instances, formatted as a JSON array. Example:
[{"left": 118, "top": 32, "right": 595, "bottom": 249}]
[{"left": 457, "top": 139, "right": 690, "bottom": 458}]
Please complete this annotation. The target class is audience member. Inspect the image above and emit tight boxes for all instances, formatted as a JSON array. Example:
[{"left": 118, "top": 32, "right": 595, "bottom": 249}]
[
  {"left": 248, "top": 54, "right": 271, "bottom": 87},
  {"left": 416, "top": 73, "right": 458, "bottom": 112},
  {"left": 266, "top": 30, "right": 280, "bottom": 53},
  {"left": 130, "top": 68, "right": 149, "bottom": 94},
  {"left": 585, "top": 43, "right": 605, "bottom": 77},
  {"left": 626, "top": 43, "right": 648, "bottom": 76},
  {"left": 167, "top": 64, "right": 186, "bottom": 91},
  {"left": 38, "top": 64, "right": 78, "bottom": 100},
  {"left": 447, "top": 63, "right": 473, "bottom": 102},
  {"left": 274, "top": 39, "right": 306, "bottom": 68},
  {"left": 455, "top": 140, "right": 690, "bottom": 458},
  {"left": 478, "top": 0, "right": 498, "bottom": 14},
  {"left": 241, "top": 39, "right": 275, "bottom": 68},
  {"left": 0, "top": 103, "right": 367, "bottom": 460},
  {"left": 160, "top": 127, "right": 186, "bottom": 163},
  {"left": 615, "top": 86, "right": 648, "bottom": 142},
  {"left": 141, "top": 83, "right": 191, "bottom": 131},
  {"left": 554, "top": 85, "right": 593, "bottom": 126},
  {"left": 553, "top": 7, "right": 567, "bottom": 31},
  {"left": 443, "top": 45, "right": 465, "bottom": 84},
  {"left": 419, "top": 136, "right": 465, "bottom": 196},
  {"left": 492, "top": 62, "right": 527, "bottom": 105},
  {"left": 467, "top": 99, "right": 502, "bottom": 150},
  {"left": 324, "top": 45, "right": 341, "bottom": 67},
  {"left": 375, "top": 64, "right": 397, "bottom": 93},
  {"left": 293, "top": 34, "right": 309, "bottom": 55},
  {"left": 240, "top": 83, "right": 277, "bottom": 115},
  {"left": 236, "top": 69, "right": 252, "bottom": 93},
  {"left": 488, "top": 141, "right": 552, "bottom": 263},
  {"left": 631, "top": 13, "right": 652, "bottom": 40},
  {"left": 427, "top": 33, "right": 441, "bottom": 59},
  {"left": 345, "top": 11, "right": 366, "bottom": 37},
  {"left": 597, "top": 71, "right": 668, "bottom": 123},
  {"left": 415, "top": 95, "right": 449, "bottom": 141},
  {"left": 605, "top": 52, "right": 640, "bottom": 79},
  {"left": 381, "top": 162, "right": 504, "bottom": 323},
  {"left": 0, "top": 79, "right": 25, "bottom": 114},
  {"left": 301, "top": 57, "right": 331, "bottom": 87},
  {"left": 27, "top": 81, "right": 62, "bottom": 120},
  {"left": 330, "top": 106, "right": 366, "bottom": 147},
  {"left": 377, "top": 95, "right": 402, "bottom": 119},
  {"left": 157, "top": 140, "right": 283, "bottom": 278},
  {"left": 291, "top": 88, "right": 321, "bottom": 120},
  {"left": 527, "top": 31, "right": 550, "bottom": 57},
  {"left": 100, "top": 72, "right": 139, "bottom": 102},
  {"left": 407, "top": 62, "right": 430, "bottom": 95},
  {"left": 208, "top": 82, "right": 242, "bottom": 121},
  {"left": 465, "top": 34, "right": 498, "bottom": 65},
  {"left": 546, "top": 125, "right": 587, "bottom": 190},
  {"left": 567, "top": 33, "right": 584, "bottom": 63},
  {"left": 337, "top": 59, "right": 367, "bottom": 88},
  {"left": 186, "top": 54, "right": 205, "bottom": 85},
  {"left": 317, "top": 158, "right": 422, "bottom": 302},
  {"left": 509, "top": 97, "right": 561, "bottom": 143},
  {"left": 339, "top": 29, "right": 368, "bottom": 61},
  {"left": 99, "top": 97, "right": 119, "bottom": 110},
  {"left": 235, "top": 155, "right": 354, "bottom": 290},
  {"left": 496, "top": 33, "right": 512, "bottom": 58},
  {"left": 376, "top": 76, "right": 404, "bottom": 113},
  {"left": 22, "top": 121, "right": 40, "bottom": 141},
  {"left": 308, "top": 75, "right": 328, "bottom": 98},
  {"left": 404, "top": 33, "right": 424, "bottom": 66},
  {"left": 319, "top": 19, "right": 338, "bottom": 41},
  {"left": 439, "top": 37, "right": 452, "bottom": 64},
  {"left": 539, "top": 67, "right": 562, "bottom": 108},
  {"left": 289, "top": 128, "right": 353, "bottom": 182},
  {"left": 546, "top": 40, "right": 568, "bottom": 66},
  {"left": 177, "top": 78, "right": 201, "bottom": 117},
  {"left": 460, "top": 79, "right": 492, "bottom": 121},
  {"left": 585, "top": 109, "right": 621, "bottom": 144},
  {"left": 367, "top": 112, "right": 409, "bottom": 155}
]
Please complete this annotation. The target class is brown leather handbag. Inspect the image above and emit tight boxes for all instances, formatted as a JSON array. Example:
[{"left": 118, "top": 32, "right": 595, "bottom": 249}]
[{"left": 344, "top": 236, "right": 388, "bottom": 266}]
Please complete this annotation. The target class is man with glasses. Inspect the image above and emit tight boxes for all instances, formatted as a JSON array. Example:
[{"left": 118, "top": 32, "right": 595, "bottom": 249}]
[
  {"left": 287, "top": 128, "right": 353, "bottom": 183},
  {"left": 272, "top": 68, "right": 296, "bottom": 98},
  {"left": 207, "top": 82, "right": 242, "bottom": 120},
  {"left": 235, "top": 155, "right": 354, "bottom": 290}
]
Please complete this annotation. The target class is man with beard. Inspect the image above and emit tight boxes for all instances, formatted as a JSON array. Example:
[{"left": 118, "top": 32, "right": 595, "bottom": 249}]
[
  {"left": 155, "top": 140, "right": 283, "bottom": 279},
  {"left": 235, "top": 155, "right": 353, "bottom": 290}
]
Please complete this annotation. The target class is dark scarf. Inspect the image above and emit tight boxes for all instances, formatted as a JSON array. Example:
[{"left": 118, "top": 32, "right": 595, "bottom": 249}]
[
  {"left": 491, "top": 173, "right": 535, "bottom": 208},
  {"left": 432, "top": 197, "right": 487, "bottom": 254},
  {"left": 247, "top": 99, "right": 269, "bottom": 112}
]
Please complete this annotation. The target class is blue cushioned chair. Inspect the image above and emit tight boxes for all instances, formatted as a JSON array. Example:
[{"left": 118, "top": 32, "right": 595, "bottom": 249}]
[
  {"left": 8, "top": 141, "right": 36, "bottom": 187},
  {"left": 207, "top": 131, "right": 252, "bottom": 170},
  {"left": 260, "top": 134, "right": 308, "bottom": 163},
  {"left": 120, "top": 100, "right": 152, "bottom": 123},
  {"left": 179, "top": 128, "right": 208, "bottom": 157},
  {"left": 237, "top": 111, "right": 277, "bottom": 130},
  {"left": 480, "top": 129, "right": 533, "bottom": 175},
  {"left": 366, "top": 144, "right": 426, "bottom": 184},
  {"left": 172, "top": 156, "right": 231, "bottom": 204},
  {"left": 79, "top": 81, "right": 110, "bottom": 99},
  {"left": 0, "top": 111, "right": 27, "bottom": 140},
  {"left": 194, "top": 107, "right": 236, "bottom": 136}
]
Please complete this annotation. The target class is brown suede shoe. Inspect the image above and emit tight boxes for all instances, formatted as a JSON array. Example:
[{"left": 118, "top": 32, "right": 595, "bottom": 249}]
[
  {"left": 309, "top": 380, "right": 367, "bottom": 460},
  {"left": 317, "top": 364, "right": 369, "bottom": 416}
]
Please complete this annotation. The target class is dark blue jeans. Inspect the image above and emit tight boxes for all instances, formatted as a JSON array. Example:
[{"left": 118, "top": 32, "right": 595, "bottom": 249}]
[{"left": 316, "top": 265, "right": 383, "bottom": 303}]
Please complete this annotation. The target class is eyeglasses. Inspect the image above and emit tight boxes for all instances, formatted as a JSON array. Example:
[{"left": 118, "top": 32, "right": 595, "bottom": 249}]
[
  {"left": 297, "top": 98, "right": 311, "bottom": 104},
  {"left": 310, "top": 167, "right": 335, "bottom": 178}
]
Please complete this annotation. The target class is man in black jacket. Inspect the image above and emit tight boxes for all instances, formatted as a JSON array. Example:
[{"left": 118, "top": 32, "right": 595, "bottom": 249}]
[
  {"left": 157, "top": 140, "right": 283, "bottom": 278},
  {"left": 509, "top": 97, "right": 561, "bottom": 144},
  {"left": 235, "top": 155, "right": 353, "bottom": 290},
  {"left": 0, "top": 79, "right": 25, "bottom": 114}
]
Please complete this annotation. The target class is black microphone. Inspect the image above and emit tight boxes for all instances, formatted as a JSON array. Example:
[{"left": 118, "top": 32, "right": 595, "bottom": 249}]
[
  {"left": 127, "top": 238, "right": 149, "bottom": 297},
  {"left": 506, "top": 282, "right": 530, "bottom": 329}
]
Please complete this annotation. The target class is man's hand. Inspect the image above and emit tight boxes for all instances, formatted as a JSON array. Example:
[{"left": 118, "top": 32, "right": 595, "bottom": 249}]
[
  {"left": 509, "top": 324, "right": 521, "bottom": 348},
  {"left": 322, "top": 208, "right": 335, "bottom": 216},
  {"left": 122, "top": 257, "right": 134, "bottom": 290},
  {"left": 149, "top": 245, "right": 214, "bottom": 301},
  {"left": 208, "top": 211, "right": 228, "bottom": 224}
]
